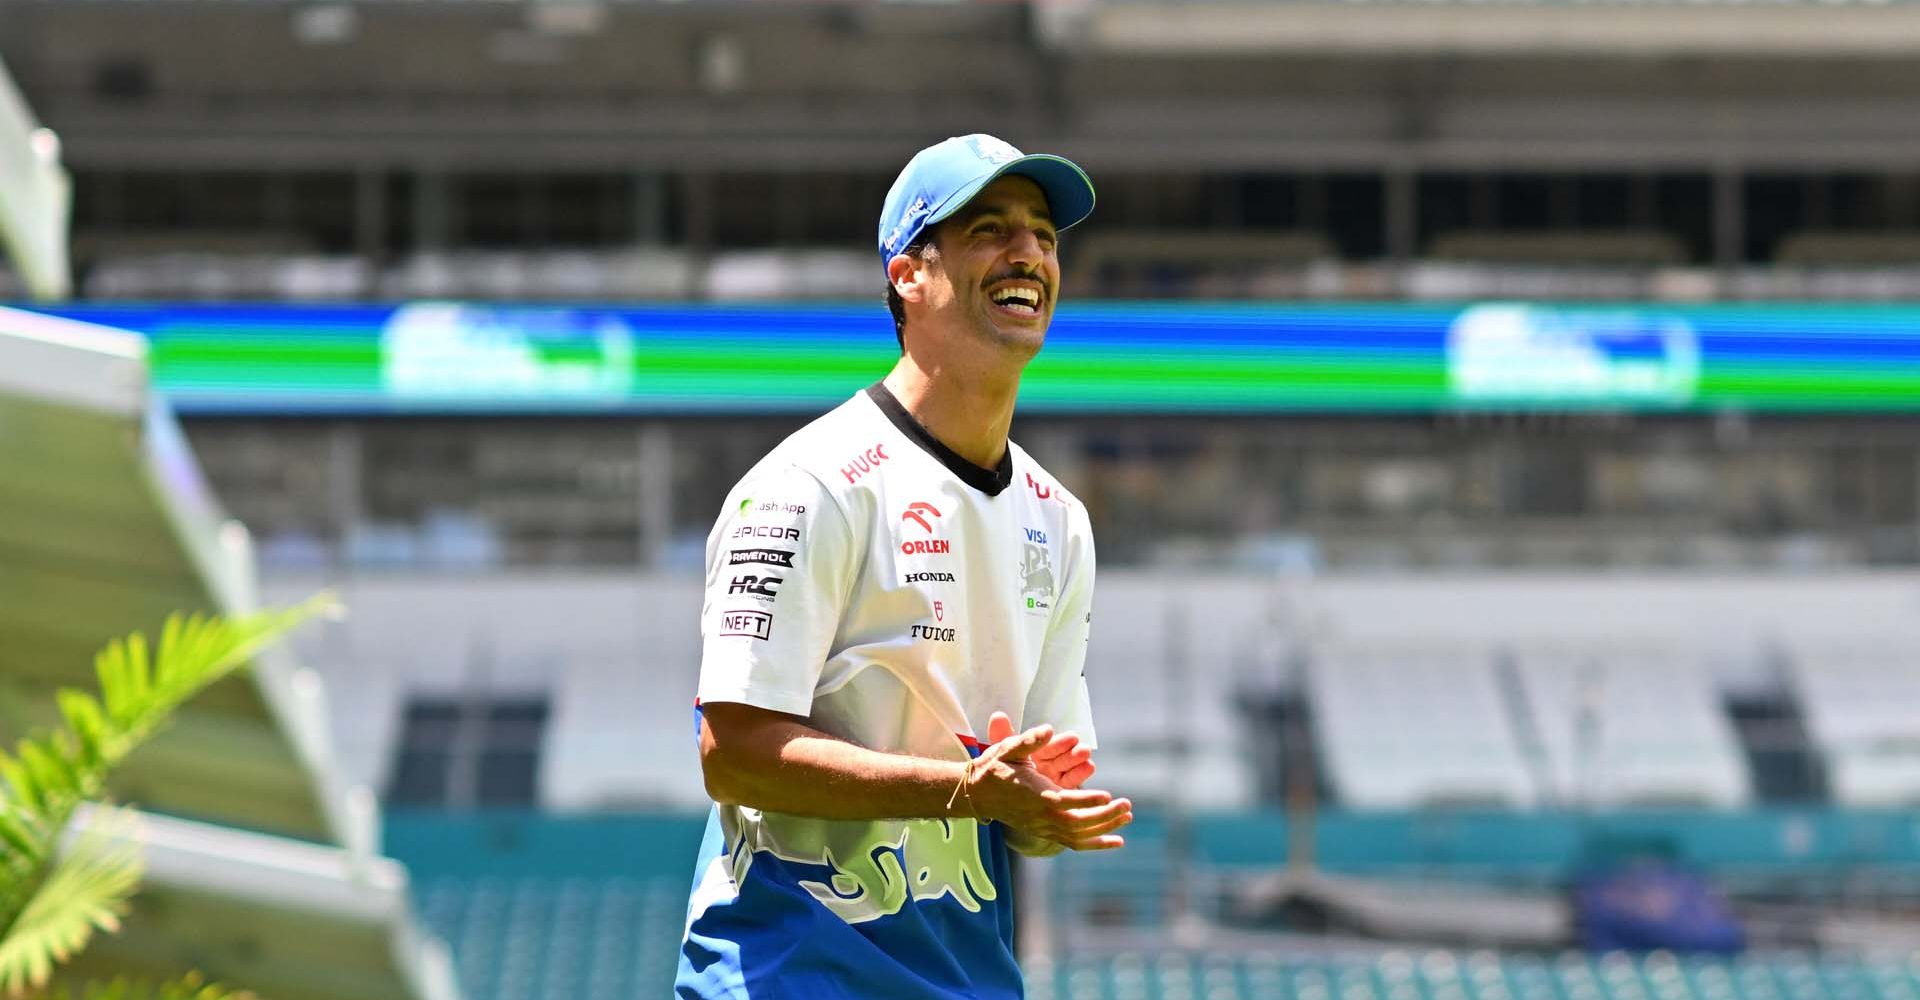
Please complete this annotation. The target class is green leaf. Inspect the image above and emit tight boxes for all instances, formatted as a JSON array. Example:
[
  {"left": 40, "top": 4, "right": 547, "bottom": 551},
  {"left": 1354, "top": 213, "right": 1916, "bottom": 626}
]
[
  {"left": 14, "top": 741, "right": 70, "bottom": 810},
  {"left": 0, "top": 812, "right": 35, "bottom": 862},
  {"left": 93, "top": 643, "right": 130, "bottom": 732},
  {"left": 0, "top": 753, "right": 38, "bottom": 815},
  {"left": 69, "top": 971, "right": 256, "bottom": 1000},
  {"left": 0, "top": 809, "right": 143, "bottom": 996},
  {"left": 121, "top": 632, "right": 151, "bottom": 721},
  {"left": 55, "top": 692, "right": 108, "bottom": 770},
  {"left": 0, "top": 594, "right": 332, "bottom": 983},
  {"left": 0, "top": 591, "right": 330, "bottom": 982}
]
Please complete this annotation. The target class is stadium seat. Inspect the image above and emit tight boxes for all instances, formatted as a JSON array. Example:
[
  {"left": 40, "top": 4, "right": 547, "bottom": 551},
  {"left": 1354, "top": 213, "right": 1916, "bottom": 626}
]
[
  {"left": 1791, "top": 648, "right": 1920, "bottom": 807},
  {"left": 1426, "top": 231, "right": 1689, "bottom": 266},
  {"left": 1024, "top": 953, "right": 1920, "bottom": 1000},
  {"left": 1308, "top": 648, "right": 1536, "bottom": 809},
  {"left": 414, "top": 875, "right": 687, "bottom": 1000},
  {"left": 1514, "top": 649, "right": 1751, "bottom": 808}
]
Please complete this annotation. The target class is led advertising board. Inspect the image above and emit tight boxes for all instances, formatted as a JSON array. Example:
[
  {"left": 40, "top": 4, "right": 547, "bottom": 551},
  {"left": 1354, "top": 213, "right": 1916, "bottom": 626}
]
[{"left": 30, "top": 302, "right": 1920, "bottom": 415}]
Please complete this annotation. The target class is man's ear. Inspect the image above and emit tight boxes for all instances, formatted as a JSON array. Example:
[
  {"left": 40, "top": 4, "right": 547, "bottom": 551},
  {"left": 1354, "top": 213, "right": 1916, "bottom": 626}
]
[{"left": 887, "top": 252, "right": 929, "bottom": 304}]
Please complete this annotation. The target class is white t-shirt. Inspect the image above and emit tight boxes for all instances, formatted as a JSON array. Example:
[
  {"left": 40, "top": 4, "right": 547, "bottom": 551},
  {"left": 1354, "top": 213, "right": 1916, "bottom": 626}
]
[{"left": 678, "top": 382, "right": 1097, "bottom": 999}]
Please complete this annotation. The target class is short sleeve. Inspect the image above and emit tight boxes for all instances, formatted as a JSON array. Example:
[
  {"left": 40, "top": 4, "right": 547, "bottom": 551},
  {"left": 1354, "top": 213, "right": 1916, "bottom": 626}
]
[
  {"left": 1022, "top": 503, "right": 1097, "bottom": 748},
  {"left": 697, "top": 466, "right": 857, "bottom": 717}
]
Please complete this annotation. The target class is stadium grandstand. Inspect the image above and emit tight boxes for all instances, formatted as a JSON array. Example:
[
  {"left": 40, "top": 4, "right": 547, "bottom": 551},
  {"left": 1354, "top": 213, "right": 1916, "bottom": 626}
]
[{"left": 5, "top": 0, "right": 1920, "bottom": 998}]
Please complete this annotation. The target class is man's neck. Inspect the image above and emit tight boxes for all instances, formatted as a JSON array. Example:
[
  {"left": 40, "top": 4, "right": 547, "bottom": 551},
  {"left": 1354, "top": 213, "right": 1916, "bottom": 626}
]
[{"left": 881, "top": 351, "right": 1021, "bottom": 472}]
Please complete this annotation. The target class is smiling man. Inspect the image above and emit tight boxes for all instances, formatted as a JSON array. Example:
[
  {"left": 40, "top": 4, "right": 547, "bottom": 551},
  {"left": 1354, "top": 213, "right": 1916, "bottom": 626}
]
[{"left": 676, "top": 134, "right": 1129, "bottom": 999}]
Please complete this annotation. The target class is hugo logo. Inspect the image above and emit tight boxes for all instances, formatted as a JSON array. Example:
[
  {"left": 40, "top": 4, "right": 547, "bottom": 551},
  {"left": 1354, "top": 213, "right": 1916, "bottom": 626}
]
[
  {"left": 842, "top": 444, "right": 890, "bottom": 485},
  {"left": 901, "top": 501, "right": 943, "bottom": 533}
]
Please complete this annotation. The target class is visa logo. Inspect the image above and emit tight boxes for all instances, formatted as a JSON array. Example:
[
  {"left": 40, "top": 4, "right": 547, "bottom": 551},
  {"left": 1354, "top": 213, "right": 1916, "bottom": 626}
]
[{"left": 1024, "top": 528, "right": 1048, "bottom": 544}]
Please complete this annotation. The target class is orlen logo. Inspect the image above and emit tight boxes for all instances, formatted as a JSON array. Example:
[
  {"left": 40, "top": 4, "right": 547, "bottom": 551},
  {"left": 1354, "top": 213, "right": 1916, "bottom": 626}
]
[
  {"left": 842, "top": 444, "right": 890, "bottom": 485},
  {"left": 899, "top": 501, "right": 952, "bottom": 556},
  {"left": 901, "top": 501, "right": 942, "bottom": 532}
]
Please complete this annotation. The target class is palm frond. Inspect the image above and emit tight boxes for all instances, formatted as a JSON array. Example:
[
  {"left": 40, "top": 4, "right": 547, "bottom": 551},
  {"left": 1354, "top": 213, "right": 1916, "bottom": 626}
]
[
  {"left": 0, "top": 594, "right": 333, "bottom": 988},
  {"left": 0, "top": 809, "right": 143, "bottom": 996},
  {"left": 66, "top": 971, "right": 255, "bottom": 1000}
]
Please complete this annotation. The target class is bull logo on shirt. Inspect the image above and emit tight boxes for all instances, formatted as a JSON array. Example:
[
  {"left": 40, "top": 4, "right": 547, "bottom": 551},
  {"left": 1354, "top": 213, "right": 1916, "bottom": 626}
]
[
  {"left": 1020, "top": 542, "right": 1054, "bottom": 614},
  {"left": 731, "top": 815, "right": 998, "bottom": 925}
]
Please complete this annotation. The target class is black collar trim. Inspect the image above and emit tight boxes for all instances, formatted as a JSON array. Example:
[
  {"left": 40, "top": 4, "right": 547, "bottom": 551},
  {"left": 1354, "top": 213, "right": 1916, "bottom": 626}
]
[{"left": 865, "top": 382, "right": 1013, "bottom": 497}]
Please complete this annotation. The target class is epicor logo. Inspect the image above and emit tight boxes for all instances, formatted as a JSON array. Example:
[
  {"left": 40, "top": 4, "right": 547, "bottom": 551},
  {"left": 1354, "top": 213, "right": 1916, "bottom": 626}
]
[
  {"left": 732, "top": 525, "right": 801, "bottom": 541},
  {"left": 841, "top": 444, "right": 890, "bottom": 485}
]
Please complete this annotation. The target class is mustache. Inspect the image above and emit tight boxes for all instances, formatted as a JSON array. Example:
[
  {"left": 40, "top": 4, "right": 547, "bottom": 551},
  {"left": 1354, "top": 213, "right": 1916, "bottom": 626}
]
[{"left": 982, "top": 268, "right": 1047, "bottom": 292}]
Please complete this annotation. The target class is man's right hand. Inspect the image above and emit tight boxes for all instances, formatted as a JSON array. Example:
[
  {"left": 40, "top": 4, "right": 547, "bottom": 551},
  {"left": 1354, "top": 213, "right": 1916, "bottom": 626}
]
[{"left": 963, "top": 715, "right": 1131, "bottom": 852}]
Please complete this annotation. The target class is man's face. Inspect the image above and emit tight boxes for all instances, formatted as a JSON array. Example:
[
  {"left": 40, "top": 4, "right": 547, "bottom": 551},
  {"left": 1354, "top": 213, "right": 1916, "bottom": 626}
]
[{"left": 919, "top": 175, "right": 1060, "bottom": 357}]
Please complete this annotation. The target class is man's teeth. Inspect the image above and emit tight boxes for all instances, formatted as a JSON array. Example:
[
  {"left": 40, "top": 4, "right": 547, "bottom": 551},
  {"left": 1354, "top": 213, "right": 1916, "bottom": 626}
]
[{"left": 990, "top": 287, "right": 1040, "bottom": 310}]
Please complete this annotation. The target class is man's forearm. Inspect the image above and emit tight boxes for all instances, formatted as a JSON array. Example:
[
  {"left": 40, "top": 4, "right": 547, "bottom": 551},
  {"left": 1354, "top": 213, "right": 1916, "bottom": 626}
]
[{"left": 702, "top": 709, "right": 972, "bottom": 821}]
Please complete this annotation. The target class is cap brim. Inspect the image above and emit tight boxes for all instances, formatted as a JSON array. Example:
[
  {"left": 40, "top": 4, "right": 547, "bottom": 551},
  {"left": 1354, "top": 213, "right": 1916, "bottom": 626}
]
[{"left": 925, "top": 153, "right": 1097, "bottom": 235}]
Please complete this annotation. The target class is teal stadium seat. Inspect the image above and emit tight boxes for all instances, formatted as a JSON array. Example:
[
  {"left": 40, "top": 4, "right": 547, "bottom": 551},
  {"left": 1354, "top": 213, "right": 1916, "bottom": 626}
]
[{"left": 1028, "top": 955, "right": 1920, "bottom": 1000}]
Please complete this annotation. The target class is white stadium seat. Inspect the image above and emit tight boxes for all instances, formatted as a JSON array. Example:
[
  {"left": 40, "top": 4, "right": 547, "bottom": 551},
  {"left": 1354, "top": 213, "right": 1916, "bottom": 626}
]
[
  {"left": 1792, "top": 647, "right": 1920, "bottom": 807},
  {"left": 1515, "top": 649, "right": 1750, "bottom": 808},
  {"left": 1308, "top": 648, "right": 1536, "bottom": 809}
]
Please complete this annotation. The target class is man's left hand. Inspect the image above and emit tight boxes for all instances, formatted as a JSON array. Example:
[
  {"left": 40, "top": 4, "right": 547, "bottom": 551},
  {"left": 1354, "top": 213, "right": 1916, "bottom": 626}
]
[{"left": 985, "top": 711, "right": 1094, "bottom": 789}]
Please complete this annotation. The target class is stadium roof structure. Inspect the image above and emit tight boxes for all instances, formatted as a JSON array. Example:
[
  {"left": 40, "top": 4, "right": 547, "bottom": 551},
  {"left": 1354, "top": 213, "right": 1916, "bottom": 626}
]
[
  {"left": 58, "top": 806, "right": 459, "bottom": 1000},
  {"left": 0, "top": 305, "right": 458, "bottom": 999},
  {"left": 0, "top": 305, "right": 352, "bottom": 844}
]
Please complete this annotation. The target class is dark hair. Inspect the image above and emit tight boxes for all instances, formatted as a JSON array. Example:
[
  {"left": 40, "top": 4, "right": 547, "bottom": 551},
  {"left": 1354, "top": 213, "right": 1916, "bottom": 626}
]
[{"left": 884, "top": 234, "right": 939, "bottom": 353}]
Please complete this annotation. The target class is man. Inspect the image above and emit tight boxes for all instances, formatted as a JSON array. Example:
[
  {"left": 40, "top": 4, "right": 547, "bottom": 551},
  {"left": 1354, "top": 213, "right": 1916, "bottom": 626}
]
[{"left": 675, "top": 133, "right": 1130, "bottom": 1000}]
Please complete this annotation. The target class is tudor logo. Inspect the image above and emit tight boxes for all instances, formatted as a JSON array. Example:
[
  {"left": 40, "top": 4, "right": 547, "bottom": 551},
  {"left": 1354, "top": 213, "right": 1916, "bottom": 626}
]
[
  {"left": 901, "top": 501, "right": 943, "bottom": 533},
  {"left": 934, "top": 600, "right": 944, "bottom": 621},
  {"left": 910, "top": 624, "right": 957, "bottom": 642},
  {"left": 841, "top": 444, "right": 890, "bottom": 485}
]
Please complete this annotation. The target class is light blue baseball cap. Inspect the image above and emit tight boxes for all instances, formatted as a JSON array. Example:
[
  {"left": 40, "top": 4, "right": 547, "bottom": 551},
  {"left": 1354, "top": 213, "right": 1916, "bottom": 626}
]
[{"left": 876, "top": 134, "right": 1096, "bottom": 267}]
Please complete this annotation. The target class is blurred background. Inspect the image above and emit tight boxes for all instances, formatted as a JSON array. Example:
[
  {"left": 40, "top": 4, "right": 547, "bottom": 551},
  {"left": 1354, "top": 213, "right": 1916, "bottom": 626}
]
[{"left": 4, "top": 0, "right": 1920, "bottom": 997}]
